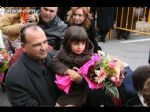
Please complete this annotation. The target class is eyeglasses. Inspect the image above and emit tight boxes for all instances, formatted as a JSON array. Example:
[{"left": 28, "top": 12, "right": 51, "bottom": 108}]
[{"left": 120, "top": 71, "right": 125, "bottom": 79}]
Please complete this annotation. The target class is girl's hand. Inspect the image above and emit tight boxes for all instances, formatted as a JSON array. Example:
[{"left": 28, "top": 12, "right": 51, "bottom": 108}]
[
  {"left": 64, "top": 69, "right": 82, "bottom": 83},
  {"left": 70, "top": 72, "right": 82, "bottom": 83}
]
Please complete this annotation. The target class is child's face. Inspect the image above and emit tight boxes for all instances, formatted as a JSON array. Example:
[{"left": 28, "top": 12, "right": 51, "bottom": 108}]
[{"left": 71, "top": 41, "right": 86, "bottom": 55}]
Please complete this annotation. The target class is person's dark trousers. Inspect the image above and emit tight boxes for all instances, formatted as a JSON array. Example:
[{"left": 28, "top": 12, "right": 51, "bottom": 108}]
[
  {"left": 122, "top": 31, "right": 130, "bottom": 40},
  {"left": 99, "top": 29, "right": 110, "bottom": 42},
  {"left": 116, "top": 29, "right": 122, "bottom": 39},
  {"left": 117, "top": 30, "right": 130, "bottom": 40},
  {"left": 148, "top": 51, "right": 150, "bottom": 64},
  {"left": 93, "top": 39, "right": 102, "bottom": 53}
]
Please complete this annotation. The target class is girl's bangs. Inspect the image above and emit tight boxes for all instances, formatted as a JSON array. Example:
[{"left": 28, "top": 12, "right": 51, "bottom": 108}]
[{"left": 71, "top": 34, "right": 87, "bottom": 42}]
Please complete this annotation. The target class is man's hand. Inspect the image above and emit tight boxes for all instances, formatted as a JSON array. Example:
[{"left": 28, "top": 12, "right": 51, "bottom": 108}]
[
  {"left": 26, "top": 14, "right": 36, "bottom": 22},
  {"left": 19, "top": 22, "right": 27, "bottom": 30}
]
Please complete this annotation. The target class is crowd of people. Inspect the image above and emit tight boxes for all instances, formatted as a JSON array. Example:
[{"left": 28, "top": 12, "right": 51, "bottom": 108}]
[{"left": 0, "top": 7, "right": 150, "bottom": 107}]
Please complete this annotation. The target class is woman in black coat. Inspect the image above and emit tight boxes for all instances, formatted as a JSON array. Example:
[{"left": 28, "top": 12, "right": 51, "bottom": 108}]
[
  {"left": 96, "top": 7, "right": 115, "bottom": 42},
  {"left": 148, "top": 51, "right": 150, "bottom": 64}
]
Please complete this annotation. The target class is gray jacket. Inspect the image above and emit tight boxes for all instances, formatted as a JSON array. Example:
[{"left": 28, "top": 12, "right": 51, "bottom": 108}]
[{"left": 38, "top": 16, "right": 68, "bottom": 50}]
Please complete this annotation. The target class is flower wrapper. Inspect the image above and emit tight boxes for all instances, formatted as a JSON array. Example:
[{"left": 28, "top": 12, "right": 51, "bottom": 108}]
[
  {"left": 54, "top": 53, "right": 103, "bottom": 94},
  {"left": 79, "top": 53, "right": 104, "bottom": 89},
  {"left": 55, "top": 74, "right": 72, "bottom": 94}
]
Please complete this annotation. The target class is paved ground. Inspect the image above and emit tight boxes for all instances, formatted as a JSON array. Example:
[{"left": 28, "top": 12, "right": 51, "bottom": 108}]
[
  {"left": 0, "top": 87, "right": 11, "bottom": 106},
  {"left": 99, "top": 32, "right": 150, "bottom": 70},
  {"left": 0, "top": 32, "right": 150, "bottom": 106}
]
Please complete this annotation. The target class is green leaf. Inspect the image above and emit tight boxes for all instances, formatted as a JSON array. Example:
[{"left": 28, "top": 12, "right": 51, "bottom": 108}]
[
  {"left": 0, "top": 60, "right": 9, "bottom": 73},
  {"left": 104, "top": 81, "right": 119, "bottom": 98}
]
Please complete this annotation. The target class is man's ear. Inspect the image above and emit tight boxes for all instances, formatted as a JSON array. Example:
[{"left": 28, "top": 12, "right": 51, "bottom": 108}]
[{"left": 21, "top": 43, "right": 26, "bottom": 52}]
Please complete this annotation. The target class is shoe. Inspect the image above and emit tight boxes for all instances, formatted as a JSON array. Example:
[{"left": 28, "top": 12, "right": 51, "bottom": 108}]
[
  {"left": 123, "top": 31, "right": 129, "bottom": 40},
  {"left": 124, "top": 36, "right": 129, "bottom": 40},
  {"left": 117, "top": 36, "right": 121, "bottom": 40},
  {"left": 100, "top": 38, "right": 106, "bottom": 43},
  {"left": 116, "top": 34, "right": 121, "bottom": 40}
]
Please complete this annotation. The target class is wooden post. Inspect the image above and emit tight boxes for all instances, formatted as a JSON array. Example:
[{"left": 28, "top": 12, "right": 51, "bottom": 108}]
[{"left": 148, "top": 10, "right": 150, "bottom": 23}]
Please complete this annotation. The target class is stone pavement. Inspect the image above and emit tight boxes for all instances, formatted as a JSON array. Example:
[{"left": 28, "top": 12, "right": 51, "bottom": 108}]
[
  {"left": 99, "top": 32, "right": 150, "bottom": 70},
  {"left": 0, "top": 32, "right": 150, "bottom": 106},
  {"left": 0, "top": 86, "right": 11, "bottom": 106}
]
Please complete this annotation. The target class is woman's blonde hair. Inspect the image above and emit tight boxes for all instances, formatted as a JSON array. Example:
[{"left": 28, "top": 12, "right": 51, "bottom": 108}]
[{"left": 67, "top": 7, "right": 92, "bottom": 30}]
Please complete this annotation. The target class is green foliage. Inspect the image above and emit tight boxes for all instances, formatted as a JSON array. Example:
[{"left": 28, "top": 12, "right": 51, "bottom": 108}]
[
  {"left": 0, "top": 59, "right": 9, "bottom": 73},
  {"left": 104, "top": 80, "right": 119, "bottom": 98}
]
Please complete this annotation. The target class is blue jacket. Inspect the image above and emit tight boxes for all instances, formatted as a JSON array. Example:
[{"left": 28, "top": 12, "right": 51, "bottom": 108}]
[{"left": 122, "top": 66, "right": 137, "bottom": 97}]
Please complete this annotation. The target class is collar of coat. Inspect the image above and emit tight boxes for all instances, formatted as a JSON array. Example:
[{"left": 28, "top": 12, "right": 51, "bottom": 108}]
[
  {"left": 21, "top": 52, "right": 52, "bottom": 76},
  {"left": 38, "top": 16, "right": 68, "bottom": 39}
]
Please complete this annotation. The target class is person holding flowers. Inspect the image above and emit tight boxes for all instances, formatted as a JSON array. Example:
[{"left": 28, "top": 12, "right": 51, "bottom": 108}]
[
  {"left": 0, "top": 7, "right": 39, "bottom": 53},
  {"left": 52, "top": 26, "right": 94, "bottom": 107},
  {"left": 52, "top": 26, "right": 131, "bottom": 106}
]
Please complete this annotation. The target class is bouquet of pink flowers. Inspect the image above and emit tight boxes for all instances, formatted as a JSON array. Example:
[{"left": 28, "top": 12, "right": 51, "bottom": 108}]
[
  {"left": 86, "top": 50, "right": 124, "bottom": 98},
  {"left": 55, "top": 50, "right": 124, "bottom": 98}
]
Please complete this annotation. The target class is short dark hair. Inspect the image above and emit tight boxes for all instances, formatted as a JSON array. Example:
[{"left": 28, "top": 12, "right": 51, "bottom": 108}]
[
  {"left": 63, "top": 26, "right": 89, "bottom": 53},
  {"left": 143, "top": 78, "right": 150, "bottom": 106},
  {"left": 20, "top": 23, "right": 38, "bottom": 44},
  {"left": 132, "top": 65, "right": 150, "bottom": 91}
]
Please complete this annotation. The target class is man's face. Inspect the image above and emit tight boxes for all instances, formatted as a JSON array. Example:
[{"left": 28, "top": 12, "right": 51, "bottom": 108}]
[
  {"left": 111, "top": 58, "right": 125, "bottom": 87},
  {"left": 117, "top": 72, "right": 125, "bottom": 87},
  {"left": 40, "top": 7, "right": 57, "bottom": 23},
  {"left": 23, "top": 27, "right": 48, "bottom": 61}
]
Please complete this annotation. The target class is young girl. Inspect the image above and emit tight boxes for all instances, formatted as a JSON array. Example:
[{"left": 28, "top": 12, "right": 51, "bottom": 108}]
[
  {"left": 52, "top": 26, "right": 94, "bottom": 107},
  {"left": 66, "top": 7, "right": 102, "bottom": 53}
]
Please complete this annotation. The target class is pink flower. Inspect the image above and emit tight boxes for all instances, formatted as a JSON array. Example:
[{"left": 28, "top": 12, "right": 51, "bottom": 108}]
[
  {"left": 95, "top": 69, "right": 106, "bottom": 83},
  {"left": 111, "top": 76, "right": 119, "bottom": 86},
  {"left": 108, "top": 62, "right": 115, "bottom": 69}
]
